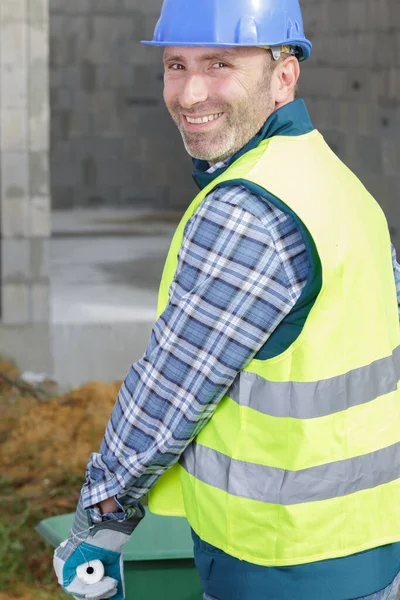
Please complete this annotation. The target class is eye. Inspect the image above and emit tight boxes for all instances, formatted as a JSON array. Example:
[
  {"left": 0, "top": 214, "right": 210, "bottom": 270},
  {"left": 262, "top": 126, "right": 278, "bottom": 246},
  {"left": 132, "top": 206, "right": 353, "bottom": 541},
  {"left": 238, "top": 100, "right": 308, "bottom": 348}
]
[
  {"left": 168, "top": 63, "right": 185, "bottom": 70},
  {"left": 213, "top": 62, "right": 228, "bottom": 69}
]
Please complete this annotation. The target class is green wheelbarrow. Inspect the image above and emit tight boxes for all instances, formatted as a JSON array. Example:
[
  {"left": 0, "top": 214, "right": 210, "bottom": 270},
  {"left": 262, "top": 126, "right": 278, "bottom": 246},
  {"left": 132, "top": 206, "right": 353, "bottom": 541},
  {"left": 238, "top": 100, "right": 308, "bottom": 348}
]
[{"left": 37, "top": 511, "right": 203, "bottom": 600}]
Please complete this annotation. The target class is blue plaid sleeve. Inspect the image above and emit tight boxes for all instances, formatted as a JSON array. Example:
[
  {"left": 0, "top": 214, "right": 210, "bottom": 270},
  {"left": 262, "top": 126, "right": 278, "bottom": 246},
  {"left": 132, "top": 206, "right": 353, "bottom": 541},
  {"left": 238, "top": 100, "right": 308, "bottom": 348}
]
[{"left": 81, "top": 185, "right": 308, "bottom": 511}]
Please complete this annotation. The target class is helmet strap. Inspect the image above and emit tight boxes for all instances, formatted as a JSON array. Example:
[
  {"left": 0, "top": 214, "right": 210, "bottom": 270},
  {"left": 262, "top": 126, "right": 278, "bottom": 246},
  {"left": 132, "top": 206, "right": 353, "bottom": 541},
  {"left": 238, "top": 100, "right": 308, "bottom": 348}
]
[
  {"left": 261, "top": 45, "right": 298, "bottom": 61},
  {"left": 270, "top": 46, "right": 283, "bottom": 61}
]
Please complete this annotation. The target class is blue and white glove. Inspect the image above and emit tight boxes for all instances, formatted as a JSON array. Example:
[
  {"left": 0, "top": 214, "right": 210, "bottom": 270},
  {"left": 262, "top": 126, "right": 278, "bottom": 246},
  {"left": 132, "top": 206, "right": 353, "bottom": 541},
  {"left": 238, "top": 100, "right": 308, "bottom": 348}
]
[{"left": 53, "top": 499, "right": 144, "bottom": 599}]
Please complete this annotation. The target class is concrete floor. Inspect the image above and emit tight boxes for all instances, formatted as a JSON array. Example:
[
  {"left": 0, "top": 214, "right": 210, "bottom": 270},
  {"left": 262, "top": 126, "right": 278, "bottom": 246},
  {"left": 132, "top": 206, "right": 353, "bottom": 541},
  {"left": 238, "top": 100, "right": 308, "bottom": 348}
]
[{"left": 50, "top": 209, "right": 179, "bottom": 388}]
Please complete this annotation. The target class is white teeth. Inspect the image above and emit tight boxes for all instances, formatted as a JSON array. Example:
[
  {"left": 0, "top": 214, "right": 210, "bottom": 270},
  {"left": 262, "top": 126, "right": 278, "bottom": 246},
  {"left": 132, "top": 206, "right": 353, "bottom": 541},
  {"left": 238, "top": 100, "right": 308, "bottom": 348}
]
[{"left": 186, "top": 113, "right": 223, "bottom": 124}]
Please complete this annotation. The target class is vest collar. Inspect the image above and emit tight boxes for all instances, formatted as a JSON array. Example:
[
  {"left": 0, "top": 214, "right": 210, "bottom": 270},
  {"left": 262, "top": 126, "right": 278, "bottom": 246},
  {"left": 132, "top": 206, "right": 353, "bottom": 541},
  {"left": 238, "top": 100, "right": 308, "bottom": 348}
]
[{"left": 192, "top": 99, "right": 313, "bottom": 190}]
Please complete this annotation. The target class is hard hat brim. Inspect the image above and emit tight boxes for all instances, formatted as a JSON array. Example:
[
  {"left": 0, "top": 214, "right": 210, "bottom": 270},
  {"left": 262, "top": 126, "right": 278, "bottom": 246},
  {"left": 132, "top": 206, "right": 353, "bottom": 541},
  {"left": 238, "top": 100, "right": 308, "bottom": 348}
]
[{"left": 141, "top": 39, "right": 312, "bottom": 61}]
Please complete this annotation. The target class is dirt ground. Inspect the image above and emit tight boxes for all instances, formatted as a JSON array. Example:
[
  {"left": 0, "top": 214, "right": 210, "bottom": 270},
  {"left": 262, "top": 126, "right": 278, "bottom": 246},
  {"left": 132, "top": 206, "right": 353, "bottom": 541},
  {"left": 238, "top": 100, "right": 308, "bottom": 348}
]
[
  {"left": 0, "top": 357, "right": 122, "bottom": 599},
  {"left": 1, "top": 378, "right": 121, "bottom": 484}
]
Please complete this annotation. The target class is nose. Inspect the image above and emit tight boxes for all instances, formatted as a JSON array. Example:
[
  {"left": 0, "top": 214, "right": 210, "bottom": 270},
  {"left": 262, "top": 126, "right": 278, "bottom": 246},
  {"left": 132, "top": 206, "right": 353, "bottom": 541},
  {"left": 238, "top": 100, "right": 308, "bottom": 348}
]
[{"left": 179, "top": 74, "right": 208, "bottom": 109}]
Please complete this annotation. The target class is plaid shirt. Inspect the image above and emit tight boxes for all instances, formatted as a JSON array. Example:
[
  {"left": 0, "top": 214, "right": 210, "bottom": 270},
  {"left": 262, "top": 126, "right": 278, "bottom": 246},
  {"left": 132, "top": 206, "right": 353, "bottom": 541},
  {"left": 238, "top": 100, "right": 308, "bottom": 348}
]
[
  {"left": 81, "top": 179, "right": 310, "bottom": 516},
  {"left": 81, "top": 167, "right": 400, "bottom": 518}
]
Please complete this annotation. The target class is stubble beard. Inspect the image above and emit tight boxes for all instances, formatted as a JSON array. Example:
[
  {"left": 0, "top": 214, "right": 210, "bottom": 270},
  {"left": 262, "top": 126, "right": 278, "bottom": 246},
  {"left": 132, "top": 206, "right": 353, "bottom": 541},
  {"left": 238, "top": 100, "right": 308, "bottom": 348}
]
[
  {"left": 170, "top": 74, "right": 275, "bottom": 164},
  {"left": 178, "top": 111, "right": 238, "bottom": 163}
]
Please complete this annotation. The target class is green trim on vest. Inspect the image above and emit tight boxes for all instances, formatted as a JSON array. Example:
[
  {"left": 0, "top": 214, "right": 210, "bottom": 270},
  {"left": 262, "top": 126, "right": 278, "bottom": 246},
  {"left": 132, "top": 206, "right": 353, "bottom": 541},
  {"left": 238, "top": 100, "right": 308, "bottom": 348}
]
[{"left": 216, "top": 180, "right": 322, "bottom": 361}]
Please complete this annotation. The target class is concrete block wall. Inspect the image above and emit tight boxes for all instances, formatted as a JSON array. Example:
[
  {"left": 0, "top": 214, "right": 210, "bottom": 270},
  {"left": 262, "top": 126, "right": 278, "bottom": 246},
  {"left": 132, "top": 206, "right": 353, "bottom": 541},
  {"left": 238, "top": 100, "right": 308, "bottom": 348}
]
[
  {"left": 301, "top": 0, "right": 400, "bottom": 246},
  {"left": 49, "top": 0, "right": 400, "bottom": 232},
  {"left": 0, "top": 0, "right": 52, "bottom": 370},
  {"left": 49, "top": 0, "right": 195, "bottom": 211}
]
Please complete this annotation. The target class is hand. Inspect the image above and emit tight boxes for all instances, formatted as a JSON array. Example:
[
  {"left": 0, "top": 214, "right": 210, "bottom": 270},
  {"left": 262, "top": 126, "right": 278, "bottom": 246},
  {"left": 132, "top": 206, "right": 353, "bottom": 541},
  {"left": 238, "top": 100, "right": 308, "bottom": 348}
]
[{"left": 53, "top": 499, "right": 144, "bottom": 599}]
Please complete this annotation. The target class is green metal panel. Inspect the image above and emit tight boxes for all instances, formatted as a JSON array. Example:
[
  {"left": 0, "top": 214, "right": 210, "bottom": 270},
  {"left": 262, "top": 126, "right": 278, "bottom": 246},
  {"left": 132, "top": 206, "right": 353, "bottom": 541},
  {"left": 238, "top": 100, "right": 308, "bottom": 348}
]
[
  {"left": 37, "top": 511, "right": 203, "bottom": 600},
  {"left": 124, "top": 560, "right": 203, "bottom": 600}
]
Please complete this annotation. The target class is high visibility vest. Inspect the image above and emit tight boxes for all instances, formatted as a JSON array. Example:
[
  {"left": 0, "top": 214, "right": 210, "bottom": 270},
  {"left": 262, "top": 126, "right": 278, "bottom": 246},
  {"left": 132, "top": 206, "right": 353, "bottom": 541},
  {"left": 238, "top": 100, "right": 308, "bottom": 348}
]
[{"left": 148, "top": 130, "right": 400, "bottom": 567}]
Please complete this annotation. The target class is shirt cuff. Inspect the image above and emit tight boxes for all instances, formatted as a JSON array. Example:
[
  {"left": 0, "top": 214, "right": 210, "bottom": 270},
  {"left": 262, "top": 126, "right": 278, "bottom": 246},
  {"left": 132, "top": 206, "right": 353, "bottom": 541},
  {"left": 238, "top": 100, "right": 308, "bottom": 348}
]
[{"left": 89, "top": 505, "right": 126, "bottom": 523}]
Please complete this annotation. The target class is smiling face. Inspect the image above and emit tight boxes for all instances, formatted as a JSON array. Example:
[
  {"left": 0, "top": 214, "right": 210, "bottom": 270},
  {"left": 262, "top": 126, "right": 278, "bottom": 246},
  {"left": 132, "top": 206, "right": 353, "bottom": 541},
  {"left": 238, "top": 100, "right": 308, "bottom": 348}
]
[{"left": 163, "top": 46, "right": 279, "bottom": 164}]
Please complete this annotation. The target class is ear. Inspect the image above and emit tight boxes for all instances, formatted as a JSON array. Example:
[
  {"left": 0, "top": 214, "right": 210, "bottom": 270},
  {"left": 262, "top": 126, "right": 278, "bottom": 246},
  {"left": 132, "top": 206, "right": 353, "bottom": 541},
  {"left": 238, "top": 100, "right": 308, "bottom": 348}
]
[{"left": 272, "top": 56, "right": 300, "bottom": 106}]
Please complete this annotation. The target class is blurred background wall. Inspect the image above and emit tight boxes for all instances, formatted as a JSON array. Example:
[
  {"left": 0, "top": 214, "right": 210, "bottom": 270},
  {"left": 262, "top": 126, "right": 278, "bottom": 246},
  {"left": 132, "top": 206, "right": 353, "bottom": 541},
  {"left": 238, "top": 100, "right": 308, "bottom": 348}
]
[
  {"left": 0, "top": 0, "right": 52, "bottom": 368},
  {"left": 49, "top": 0, "right": 400, "bottom": 240},
  {"left": 49, "top": 0, "right": 194, "bottom": 212},
  {"left": 301, "top": 0, "right": 400, "bottom": 243}
]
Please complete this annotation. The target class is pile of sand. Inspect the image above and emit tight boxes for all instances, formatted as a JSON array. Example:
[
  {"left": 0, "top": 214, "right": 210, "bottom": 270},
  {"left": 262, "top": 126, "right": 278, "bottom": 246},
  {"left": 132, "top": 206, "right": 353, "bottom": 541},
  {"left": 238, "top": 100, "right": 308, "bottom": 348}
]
[
  {"left": 0, "top": 359, "right": 124, "bottom": 600},
  {"left": 0, "top": 358, "right": 122, "bottom": 491},
  {"left": 0, "top": 357, "right": 19, "bottom": 379}
]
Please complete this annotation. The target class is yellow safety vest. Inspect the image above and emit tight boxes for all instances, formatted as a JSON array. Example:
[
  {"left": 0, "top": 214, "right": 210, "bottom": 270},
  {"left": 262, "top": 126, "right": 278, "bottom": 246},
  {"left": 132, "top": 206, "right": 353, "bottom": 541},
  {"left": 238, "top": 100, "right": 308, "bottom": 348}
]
[{"left": 148, "top": 129, "right": 400, "bottom": 567}]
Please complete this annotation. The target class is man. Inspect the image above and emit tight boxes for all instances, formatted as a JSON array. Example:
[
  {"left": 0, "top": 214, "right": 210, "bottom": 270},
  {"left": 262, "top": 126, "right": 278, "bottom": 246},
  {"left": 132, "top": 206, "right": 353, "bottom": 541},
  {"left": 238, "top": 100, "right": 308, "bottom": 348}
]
[{"left": 54, "top": 0, "right": 400, "bottom": 598}]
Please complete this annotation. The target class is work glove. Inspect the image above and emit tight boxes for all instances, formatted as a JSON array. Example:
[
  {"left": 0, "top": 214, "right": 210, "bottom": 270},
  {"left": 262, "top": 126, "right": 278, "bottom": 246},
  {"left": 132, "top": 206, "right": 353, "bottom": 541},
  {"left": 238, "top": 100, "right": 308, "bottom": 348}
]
[{"left": 53, "top": 498, "right": 144, "bottom": 599}]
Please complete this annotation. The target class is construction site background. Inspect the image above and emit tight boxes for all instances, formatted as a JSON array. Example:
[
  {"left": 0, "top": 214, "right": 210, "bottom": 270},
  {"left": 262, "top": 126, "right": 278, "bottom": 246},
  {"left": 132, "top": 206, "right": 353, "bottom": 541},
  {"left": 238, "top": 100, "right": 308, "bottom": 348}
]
[{"left": 49, "top": 0, "right": 400, "bottom": 218}]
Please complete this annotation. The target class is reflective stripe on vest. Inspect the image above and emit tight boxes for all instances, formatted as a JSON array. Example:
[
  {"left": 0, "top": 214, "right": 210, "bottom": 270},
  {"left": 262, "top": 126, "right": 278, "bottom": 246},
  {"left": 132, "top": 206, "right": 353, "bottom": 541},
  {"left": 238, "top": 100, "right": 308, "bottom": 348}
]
[
  {"left": 228, "top": 345, "right": 400, "bottom": 419},
  {"left": 180, "top": 441, "right": 400, "bottom": 505},
  {"left": 148, "top": 130, "right": 400, "bottom": 567}
]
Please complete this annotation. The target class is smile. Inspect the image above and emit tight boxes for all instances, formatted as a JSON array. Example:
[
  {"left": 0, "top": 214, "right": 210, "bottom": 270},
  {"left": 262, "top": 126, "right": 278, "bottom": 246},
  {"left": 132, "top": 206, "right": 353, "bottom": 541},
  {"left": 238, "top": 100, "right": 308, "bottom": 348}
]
[{"left": 185, "top": 113, "right": 224, "bottom": 124}]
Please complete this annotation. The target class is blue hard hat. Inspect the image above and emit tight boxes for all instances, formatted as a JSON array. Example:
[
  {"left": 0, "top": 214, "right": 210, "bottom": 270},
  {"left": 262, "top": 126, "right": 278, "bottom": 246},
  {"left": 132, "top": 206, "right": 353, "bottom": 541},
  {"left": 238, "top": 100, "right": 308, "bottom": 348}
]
[{"left": 142, "top": 0, "right": 312, "bottom": 61}]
